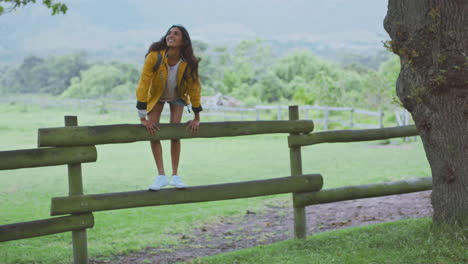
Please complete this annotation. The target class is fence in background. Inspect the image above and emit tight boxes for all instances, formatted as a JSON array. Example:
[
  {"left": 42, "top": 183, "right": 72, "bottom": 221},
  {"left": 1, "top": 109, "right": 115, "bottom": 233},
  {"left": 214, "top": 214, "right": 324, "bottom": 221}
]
[{"left": 1, "top": 95, "right": 414, "bottom": 130}]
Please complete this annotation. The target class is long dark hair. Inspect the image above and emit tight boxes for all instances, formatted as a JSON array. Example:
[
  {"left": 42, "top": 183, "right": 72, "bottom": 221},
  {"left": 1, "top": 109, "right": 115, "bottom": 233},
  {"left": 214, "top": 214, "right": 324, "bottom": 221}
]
[{"left": 146, "top": 25, "right": 200, "bottom": 80}]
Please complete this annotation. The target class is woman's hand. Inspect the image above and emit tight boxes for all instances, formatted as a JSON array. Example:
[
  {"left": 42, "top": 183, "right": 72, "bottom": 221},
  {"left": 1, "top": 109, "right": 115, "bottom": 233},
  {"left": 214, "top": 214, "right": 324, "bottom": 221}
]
[
  {"left": 141, "top": 119, "right": 160, "bottom": 135},
  {"left": 186, "top": 119, "right": 200, "bottom": 135}
]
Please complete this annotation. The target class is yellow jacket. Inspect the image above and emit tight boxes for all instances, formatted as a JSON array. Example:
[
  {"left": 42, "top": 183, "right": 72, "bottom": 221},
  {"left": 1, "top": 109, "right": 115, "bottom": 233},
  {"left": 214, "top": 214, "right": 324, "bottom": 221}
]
[{"left": 136, "top": 49, "right": 202, "bottom": 113}]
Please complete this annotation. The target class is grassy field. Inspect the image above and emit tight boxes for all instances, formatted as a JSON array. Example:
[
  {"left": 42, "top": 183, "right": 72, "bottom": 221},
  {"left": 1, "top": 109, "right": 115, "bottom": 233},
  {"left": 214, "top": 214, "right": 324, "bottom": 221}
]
[
  {"left": 0, "top": 103, "right": 430, "bottom": 264},
  {"left": 195, "top": 218, "right": 468, "bottom": 264}
]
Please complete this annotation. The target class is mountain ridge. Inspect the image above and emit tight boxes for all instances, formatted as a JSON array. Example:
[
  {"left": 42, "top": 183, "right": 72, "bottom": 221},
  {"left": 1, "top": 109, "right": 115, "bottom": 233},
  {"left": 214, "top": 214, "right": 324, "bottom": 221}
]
[{"left": 0, "top": 0, "right": 390, "bottom": 63}]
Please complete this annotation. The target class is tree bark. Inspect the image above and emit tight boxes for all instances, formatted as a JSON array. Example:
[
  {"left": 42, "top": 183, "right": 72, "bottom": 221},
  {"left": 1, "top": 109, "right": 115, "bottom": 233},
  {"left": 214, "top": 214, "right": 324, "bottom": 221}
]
[{"left": 384, "top": 0, "right": 468, "bottom": 225}]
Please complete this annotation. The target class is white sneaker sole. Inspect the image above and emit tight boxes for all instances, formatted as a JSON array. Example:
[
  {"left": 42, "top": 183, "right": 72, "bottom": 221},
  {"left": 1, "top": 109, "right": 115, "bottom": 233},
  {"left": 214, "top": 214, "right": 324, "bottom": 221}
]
[
  {"left": 148, "top": 183, "right": 168, "bottom": 191},
  {"left": 170, "top": 183, "right": 187, "bottom": 189}
]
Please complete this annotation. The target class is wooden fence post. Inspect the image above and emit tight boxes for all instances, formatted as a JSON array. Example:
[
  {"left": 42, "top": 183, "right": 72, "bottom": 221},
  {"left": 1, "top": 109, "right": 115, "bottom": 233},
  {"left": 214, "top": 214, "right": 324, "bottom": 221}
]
[
  {"left": 349, "top": 108, "right": 354, "bottom": 128},
  {"left": 288, "top": 106, "right": 307, "bottom": 239},
  {"left": 65, "top": 116, "right": 89, "bottom": 264}
]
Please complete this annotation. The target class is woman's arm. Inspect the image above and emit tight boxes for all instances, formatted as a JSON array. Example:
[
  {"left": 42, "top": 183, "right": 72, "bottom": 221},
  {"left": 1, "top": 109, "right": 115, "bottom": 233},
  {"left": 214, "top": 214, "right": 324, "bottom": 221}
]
[
  {"left": 135, "top": 51, "right": 158, "bottom": 118},
  {"left": 187, "top": 77, "right": 202, "bottom": 134},
  {"left": 136, "top": 52, "right": 159, "bottom": 135},
  {"left": 188, "top": 77, "right": 203, "bottom": 113}
]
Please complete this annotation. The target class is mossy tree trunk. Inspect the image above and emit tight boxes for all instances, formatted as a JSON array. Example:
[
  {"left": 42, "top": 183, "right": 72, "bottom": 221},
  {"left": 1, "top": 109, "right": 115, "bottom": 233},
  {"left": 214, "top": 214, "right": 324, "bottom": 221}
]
[{"left": 384, "top": 0, "right": 468, "bottom": 225}]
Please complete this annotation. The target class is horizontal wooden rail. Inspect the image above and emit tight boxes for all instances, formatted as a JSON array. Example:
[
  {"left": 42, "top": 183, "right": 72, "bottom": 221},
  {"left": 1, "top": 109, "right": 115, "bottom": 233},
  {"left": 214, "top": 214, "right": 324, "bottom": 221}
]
[
  {"left": 294, "top": 177, "right": 431, "bottom": 208},
  {"left": 0, "top": 214, "right": 94, "bottom": 242},
  {"left": 0, "top": 146, "right": 97, "bottom": 170},
  {"left": 288, "top": 125, "right": 418, "bottom": 147},
  {"left": 51, "top": 174, "right": 323, "bottom": 215},
  {"left": 38, "top": 120, "right": 314, "bottom": 147}
]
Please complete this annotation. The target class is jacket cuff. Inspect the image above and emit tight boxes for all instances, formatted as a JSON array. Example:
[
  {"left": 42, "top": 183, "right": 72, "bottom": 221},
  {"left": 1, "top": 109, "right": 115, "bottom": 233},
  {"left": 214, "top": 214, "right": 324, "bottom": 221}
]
[
  {"left": 136, "top": 101, "right": 147, "bottom": 110},
  {"left": 138, "top": 109, "right": 147, "bottom": 118},
  {"left": 192, "top": 106, "right": 203, "bottom": 113}
]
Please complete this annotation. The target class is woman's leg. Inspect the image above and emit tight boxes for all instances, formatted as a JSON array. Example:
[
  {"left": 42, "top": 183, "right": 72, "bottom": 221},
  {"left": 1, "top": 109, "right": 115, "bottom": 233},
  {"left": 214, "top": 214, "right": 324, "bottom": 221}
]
[
  {"left": 169, "top": 103, "right": 184, "bottom": 175},
  {"left": 148, "top": 103, "right": 165, "bottom": 175}
]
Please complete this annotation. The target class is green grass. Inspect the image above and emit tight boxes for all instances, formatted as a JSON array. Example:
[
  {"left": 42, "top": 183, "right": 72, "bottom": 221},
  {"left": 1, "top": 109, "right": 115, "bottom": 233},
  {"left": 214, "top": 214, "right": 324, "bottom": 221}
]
[
  {"left": 0, "top": 103, "right": 430, "bottom": 264},
  {"left": 194, "top": 218, "right": 468, "bottom": 264}
]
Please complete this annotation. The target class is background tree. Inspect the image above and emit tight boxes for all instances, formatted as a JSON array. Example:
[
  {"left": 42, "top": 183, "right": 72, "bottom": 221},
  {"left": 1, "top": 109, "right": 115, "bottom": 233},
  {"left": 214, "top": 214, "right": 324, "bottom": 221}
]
[
  {"left": 61, "top": 62, "right": 138, "bottom": 99},
  {"left": 3, "top": 55, "right": 46, "bottom": 93},
  {"left": 361, "top": 56, "right": 400, "bottom": 110},
  {"left": 385, "top": 0, "right": 468, "bottom": 226},
  {"left": 0, "top": 0, "right": 67, "bottom": 15},
  {"left": 0, "top": 37, "right": 402, "bottom": 110},
  {"left": 1, "top": 53, "right": 88, "bottom": 94},
  {"left": 223, "top": 39, "right": 272, "bottom": 99}
]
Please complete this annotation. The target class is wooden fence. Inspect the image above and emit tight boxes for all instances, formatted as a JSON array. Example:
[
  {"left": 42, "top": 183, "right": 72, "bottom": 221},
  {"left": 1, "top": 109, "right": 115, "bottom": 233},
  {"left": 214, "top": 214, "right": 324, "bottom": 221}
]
[
  {"left": 0, "top": 106, "right": 429, "bottom": 264},
  {"left": 286, "top": 107, "right": 427, "bottom": 238},
  {"left": 202, "top": 105, "right": 386, "bottom": 129}
]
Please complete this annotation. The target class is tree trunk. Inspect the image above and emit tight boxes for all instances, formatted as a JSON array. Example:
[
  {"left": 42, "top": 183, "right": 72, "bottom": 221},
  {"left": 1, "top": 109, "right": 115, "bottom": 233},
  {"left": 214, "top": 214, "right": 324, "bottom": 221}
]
[{"left": 384, "top": 0, "right": 468, "bottom": 225}]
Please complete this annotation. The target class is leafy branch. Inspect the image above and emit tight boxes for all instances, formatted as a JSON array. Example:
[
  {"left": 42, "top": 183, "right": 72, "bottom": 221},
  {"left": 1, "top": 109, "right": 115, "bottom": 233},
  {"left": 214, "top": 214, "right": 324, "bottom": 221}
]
[{"left": 0, "top": 0, "right": 67, "bottom": 15}]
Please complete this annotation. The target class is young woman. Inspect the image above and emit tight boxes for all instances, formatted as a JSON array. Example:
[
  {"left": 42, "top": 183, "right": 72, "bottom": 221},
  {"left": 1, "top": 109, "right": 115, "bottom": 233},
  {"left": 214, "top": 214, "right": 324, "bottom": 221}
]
[{"left": 136, "top": 25, "right": 202, "bottom": 191}]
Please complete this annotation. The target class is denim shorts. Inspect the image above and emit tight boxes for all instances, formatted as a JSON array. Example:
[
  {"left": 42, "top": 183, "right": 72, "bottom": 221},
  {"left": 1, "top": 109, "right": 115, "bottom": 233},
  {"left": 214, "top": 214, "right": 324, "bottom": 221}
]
[{"left": 157, "top": 98, "right": 186, "bottom": 106}]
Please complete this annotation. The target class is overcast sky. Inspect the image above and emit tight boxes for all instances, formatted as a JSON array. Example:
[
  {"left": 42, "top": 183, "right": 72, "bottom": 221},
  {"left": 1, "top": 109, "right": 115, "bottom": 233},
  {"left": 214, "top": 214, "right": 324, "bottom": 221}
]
[{"left": 0, "top": 0, "right": 390, "bottom": 61}]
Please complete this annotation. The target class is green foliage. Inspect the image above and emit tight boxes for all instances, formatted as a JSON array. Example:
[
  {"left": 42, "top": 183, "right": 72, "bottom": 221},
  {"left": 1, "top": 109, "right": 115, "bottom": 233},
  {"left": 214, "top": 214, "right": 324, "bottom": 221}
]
[
  {"left": 278, "top": 54, "right": 367, "bottom": 107},
  {"left": 362, "top": 55, "right": 401, "bottom": 110},
  {"left": 0, "top": 0, "right": 67, "bottom": 15},
  {"left": 2, "top": 56, "right": 45, "bottom": 93},
  {"left": 274, "top": 50, "right": 322, "bottom": 83},
  {"left": 208, "top": 39, "right": 273, "bottom": 98},
  {"left": 1, "top": 38, "right": 403, "bottom": 110},
  {"left": 194, "top": 40, "right": 219, "bottom": 93},
  {"left": 340, "top": 50, "right": 391, "bottom": 71},
  {"left": 61, "top": 62, "right": 138, "bottom": 99},
  {"left": 1, "top": 53, "right": 88, "bottom": 95},
  {"left": 379, "top": 55, "right": 400, "bottom": 82},
  {"left": 292, "top": 76, "right": 315, "bottom": 105},
  {"left": 257, "top": 71, "right": 286, "bottom": 103}
]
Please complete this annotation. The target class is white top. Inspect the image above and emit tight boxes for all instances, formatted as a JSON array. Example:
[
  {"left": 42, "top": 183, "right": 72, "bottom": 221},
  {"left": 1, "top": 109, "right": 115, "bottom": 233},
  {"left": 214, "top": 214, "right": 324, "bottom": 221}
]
[{"left": 160, "top": 60, "right": 181, "bottom": 101}]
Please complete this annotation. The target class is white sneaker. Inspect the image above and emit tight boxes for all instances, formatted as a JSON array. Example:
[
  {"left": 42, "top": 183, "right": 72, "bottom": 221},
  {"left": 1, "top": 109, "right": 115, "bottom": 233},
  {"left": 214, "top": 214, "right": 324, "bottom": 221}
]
[
  {"left": 149, "top": 175, "right": 169, "bottom": 191},
  {"left": 170, "top": 175, "right": 187, "bottom": 189}
]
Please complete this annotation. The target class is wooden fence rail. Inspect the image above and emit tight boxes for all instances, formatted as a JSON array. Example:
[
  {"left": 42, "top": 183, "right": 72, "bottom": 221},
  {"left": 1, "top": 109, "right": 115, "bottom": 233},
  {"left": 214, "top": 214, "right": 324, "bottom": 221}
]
[
  {"left": 0, "top": 214, "right": 94, "bottom": 242},
  {"left": 294, "top": 177, "right": 432, "bottom": 208},
  {"left": 51, "top": 174, "right": 323, "bottom": 216},
  {"left": 0, "top": 146, "right": 97, "bottom": 170},
  {"left": 38, "top": 120, "right": 314, "bottom": 147},
  {"left": 288, "top": 125, "right": 418, "bottom": 147}
]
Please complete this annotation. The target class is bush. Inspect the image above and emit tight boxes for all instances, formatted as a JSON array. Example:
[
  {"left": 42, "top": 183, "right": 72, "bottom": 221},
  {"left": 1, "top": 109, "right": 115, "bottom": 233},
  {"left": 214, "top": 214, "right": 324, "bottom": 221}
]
[
  {"left": 62, "top": 63, "right": 138, "bottom": 99},
  {"left": 0, "top": 53, "right": 88, "bottom": 95}
]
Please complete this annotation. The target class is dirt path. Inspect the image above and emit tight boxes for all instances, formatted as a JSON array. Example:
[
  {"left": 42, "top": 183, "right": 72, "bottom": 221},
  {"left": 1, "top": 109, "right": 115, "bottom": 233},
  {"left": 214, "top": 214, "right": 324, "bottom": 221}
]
[{"left": 91, "top": 191, "right": 432, "bottom": 264}]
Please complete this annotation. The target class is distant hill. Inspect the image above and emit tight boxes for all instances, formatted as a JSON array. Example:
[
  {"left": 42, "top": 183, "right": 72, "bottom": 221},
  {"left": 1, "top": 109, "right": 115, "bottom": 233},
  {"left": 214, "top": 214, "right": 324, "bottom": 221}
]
[{"left": 0, "top": 0, "right": 390, "bottom": 64}]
